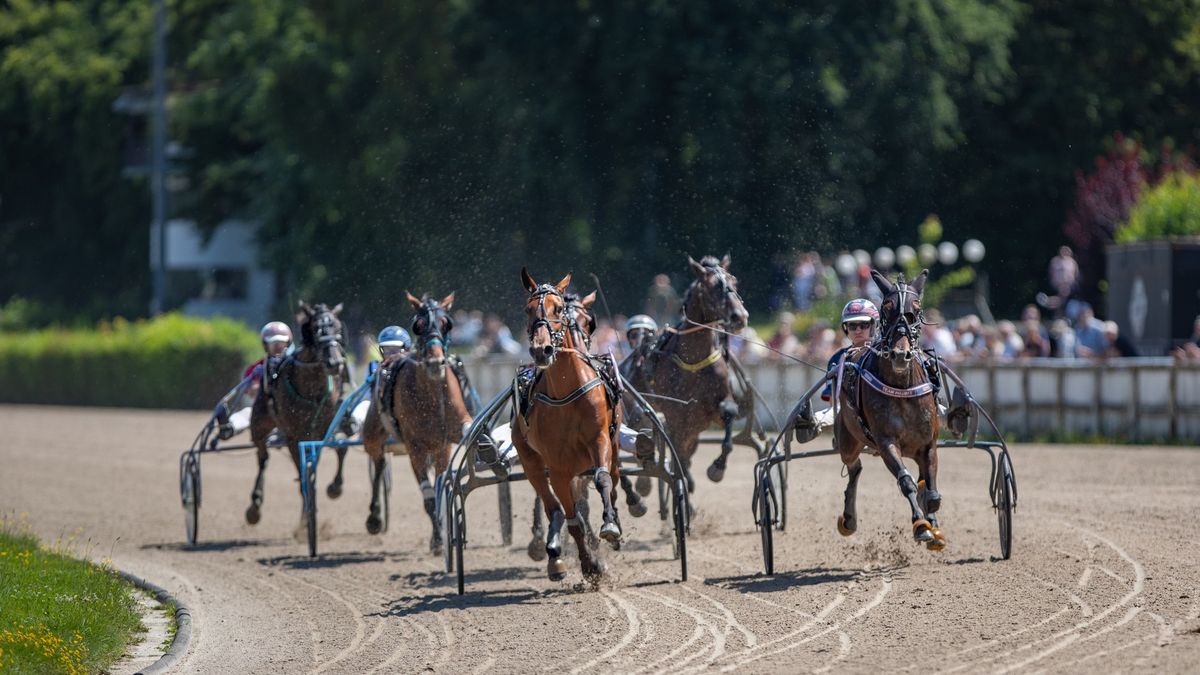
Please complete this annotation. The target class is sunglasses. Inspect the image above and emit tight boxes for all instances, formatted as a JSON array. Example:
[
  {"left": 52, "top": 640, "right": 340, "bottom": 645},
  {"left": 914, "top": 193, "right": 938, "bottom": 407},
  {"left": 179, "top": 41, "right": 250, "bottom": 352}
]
[{"left": 844, "top": 323, "right": 872, "bottom": 332}]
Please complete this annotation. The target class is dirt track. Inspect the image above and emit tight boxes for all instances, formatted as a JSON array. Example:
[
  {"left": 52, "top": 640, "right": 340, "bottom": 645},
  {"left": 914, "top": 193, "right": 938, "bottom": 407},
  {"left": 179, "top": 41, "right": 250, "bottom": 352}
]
[{"left": 2, "top": 405, "right": 1199, "bottom": 673}]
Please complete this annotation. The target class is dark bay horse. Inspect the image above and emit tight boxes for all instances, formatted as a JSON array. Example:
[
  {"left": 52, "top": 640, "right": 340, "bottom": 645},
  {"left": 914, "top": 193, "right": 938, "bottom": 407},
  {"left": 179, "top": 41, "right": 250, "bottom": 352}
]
[
  {"left": 640, "top": 255, "right": 749, "bottom": 494},
  {"left": 246, "top": 302, "right": 348, "bottom": 526},
  {"left": 362, "top": 292, "right": 471, "bottom": 553},
  {"left": 833, "top": 269, "right": 946, "bottom": 550},
  {"left": 512, "top": 269, "right": 623, "bottom": 582}
]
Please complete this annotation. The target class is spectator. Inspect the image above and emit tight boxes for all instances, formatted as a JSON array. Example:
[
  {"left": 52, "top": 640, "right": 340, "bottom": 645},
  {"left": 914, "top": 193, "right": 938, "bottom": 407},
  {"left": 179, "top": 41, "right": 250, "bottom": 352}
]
[
  {"left": 767, "top": 311, "right": 800, "bottom": 360},
  {"left": 590, "top": 318, "right": 620, "bottom": 356},
  {"left": 473, "top": 314, "right": 522, "bottom": 357},
  {"left": 1048, "top": 246, "right": 1080, "bottom": 306},
  {"left": 791, "top": 254, "right": 818, "bottom": 311},
  {"left": 923, "top": 309, "right": 958, "bottom": 359},
  {"left": 1050, "top": 319, "right": 1077, "bottom": 359},
  {"left": 1102, "top": 321, "right": 1139, "bottom": 358},
  {"left": 730, "top": 325, "right": 768, "bottom": 363},
  {"left": 1073, "top": 303, "right": 1106, "bottom": 358},
  {"left": 453, "top": 309, "right": 484, "bottom": 347},
  {"left": 1018, "top": 304, "right": 1051, "bottom": 358},
  {"left": 1171, "top": 316, "right": 1200, "bottom": 361},
  {"left": 644, "top": 274, "right": 681, "bottom": 327},
  {"left": 996, "top": 320, "right": 1025, "bottom": 361},
  {"left": 801, "top": 324, "right": 838, "bottom": 364}
]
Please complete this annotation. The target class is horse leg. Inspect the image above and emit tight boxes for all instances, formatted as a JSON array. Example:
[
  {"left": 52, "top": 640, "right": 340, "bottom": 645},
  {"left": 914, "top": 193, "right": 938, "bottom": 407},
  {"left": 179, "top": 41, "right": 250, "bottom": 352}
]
[
  {"left": 878, "top": 440, "right": 933, "bottom": 542},
  {"left": 594, "top": 466, "right": 621, "bottom": 545},
  {"left": 917, "top": 444, "right": 946, "bottom": 550},
  {"left": 408, "top": 445, "right": 441, "bottom": 554},
  {"left": 574, "top": 483, "right": 600, "bottom": 552},
  {"left": 246, "top": 445, "right": 269, "bottom": 525},
  {"left": 552, "top": 469, "right": 603, "bottom": 583},
  {"left": 707, "top": 398, "right": 740, "bottom": 482},
  {"left": 620, "top": 474, "right": 648, "bottom": 518},
  {"left": 515, "top": 443, "right": 566, "bottom": 577},
  {"left": 325, "top": 445, "right": 348, "bottom": 499},
  {"left": 838, "top": 457, "right": 864, "bottom": 536},
  {"left": 528, "top": 496, "right": 546, "bottom": 561}
]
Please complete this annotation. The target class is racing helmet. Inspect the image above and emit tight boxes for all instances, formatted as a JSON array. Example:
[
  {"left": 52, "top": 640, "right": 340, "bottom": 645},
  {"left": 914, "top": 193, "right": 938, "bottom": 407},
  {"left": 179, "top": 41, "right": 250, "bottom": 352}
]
[
  {"left": 841, "top": 298, "right": 879, "bottom": 325},
  {"left": 624, "top": 314, "right": 659, "bottom": 336},
  {"left": 377, "top": 325, "right": 412, "bottom": 350},
  {"left": 260, "top": 321, "right": 293, "bottom": 344}
]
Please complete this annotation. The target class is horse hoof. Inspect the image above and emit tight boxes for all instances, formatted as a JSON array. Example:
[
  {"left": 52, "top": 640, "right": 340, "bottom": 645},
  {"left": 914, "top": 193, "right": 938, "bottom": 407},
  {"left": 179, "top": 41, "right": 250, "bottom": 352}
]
[
  {"left": 431, "top": 537, "right": 444, "bottom": 556},
  {"left": 366, "top": 515, "right": 383, "bottom": 535},
  {"left": 528, "top": 539, "right": 547, "bottom": 561},
  {"left": 245, "top": 504, "right": 261, "bottom": 525},
  {"left": 587, "top": 534, "right": 601, "bottom": 552},
  {"left": 627, "top": 499, "right": 648, "bottom": 518},
  {"left": 926, "top": 528, "right": 947, "bottom": 551},
  {"left": 548, "top": 558, "right": 568, "bottom": 582},
  {"left": 635, "top": 476, "right": 652, "bottom": 497},
  {"left": 707, "top": 463, "right": 725, "bottom": 483},
  {"left": 913, "top": 519, "right": 934, "bottom": 542},
  {"left": 837, "top": 514, "right": 856, "bottom": 536},
  {"left": 326, "top": 482, "right": 343, "bottom": 500},
  {"left": 600, "top": 521, "right": 621, "bottom": 543}
]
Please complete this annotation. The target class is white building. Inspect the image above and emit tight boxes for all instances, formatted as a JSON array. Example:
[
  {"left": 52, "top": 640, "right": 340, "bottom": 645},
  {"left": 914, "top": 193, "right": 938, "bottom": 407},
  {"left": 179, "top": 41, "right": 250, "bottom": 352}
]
[{"left": 150, "top": 219, "right": 276, "bottom": 327}]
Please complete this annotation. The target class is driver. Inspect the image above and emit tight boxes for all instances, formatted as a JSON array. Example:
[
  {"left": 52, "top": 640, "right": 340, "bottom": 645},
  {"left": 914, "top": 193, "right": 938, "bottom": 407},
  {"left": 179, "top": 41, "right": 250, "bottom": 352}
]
[
  {"left": 794, "top": 299, "right": 877, "bottom": 439},
  {"left": 214, "top": 321, "right": 293, "bottom": 440}
]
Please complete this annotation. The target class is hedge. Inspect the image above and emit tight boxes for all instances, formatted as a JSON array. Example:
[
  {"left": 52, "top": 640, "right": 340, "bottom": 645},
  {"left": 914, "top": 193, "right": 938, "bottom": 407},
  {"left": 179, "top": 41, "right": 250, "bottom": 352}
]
[
  {"left": 0, "top": 313, "right": 261, "bottom": 409},
  {"left": 1116, "top": 171, "right": 1200, "bottom": 243}
]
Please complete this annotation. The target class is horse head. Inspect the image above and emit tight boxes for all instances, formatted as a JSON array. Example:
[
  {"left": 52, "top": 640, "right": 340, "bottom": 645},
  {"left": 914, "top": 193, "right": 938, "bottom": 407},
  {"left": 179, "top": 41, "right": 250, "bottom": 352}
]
[
  {"left": 406, "top": 291, "right": 455, "bottom": 380},
  {"left": 871, "top": 268, "right": 928, "bottom": 371},
  {"left": 685, "top": 254, "right": 748, "bottom": 332},
  {"left": 521, "top": 268, "right": 571, "bottom": 369},
  {"left": 564, "top": 290, "right": 597, "bottom": 352},
  {"left": 296, "top": 301, "right": 345, "bottom": 375}
]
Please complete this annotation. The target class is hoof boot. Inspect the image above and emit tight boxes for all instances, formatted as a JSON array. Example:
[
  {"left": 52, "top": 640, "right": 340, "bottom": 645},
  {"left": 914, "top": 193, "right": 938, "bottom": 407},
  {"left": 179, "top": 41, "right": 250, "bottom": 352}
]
[
  {"left": 837, "top": 514, "right": 856, "bottom": 536},
  {"left": 548, "top": 558, "right": 568, "bottom": 582},
  {"left": 600, "top": 521, "right": 621, "bottom": 543}
]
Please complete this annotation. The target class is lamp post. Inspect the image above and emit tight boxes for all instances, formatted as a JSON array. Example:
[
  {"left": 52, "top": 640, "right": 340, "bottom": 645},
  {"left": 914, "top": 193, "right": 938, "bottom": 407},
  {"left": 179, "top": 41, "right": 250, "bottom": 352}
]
[{"left": 150, "top": 0, "right": 167, "bottom": 316}]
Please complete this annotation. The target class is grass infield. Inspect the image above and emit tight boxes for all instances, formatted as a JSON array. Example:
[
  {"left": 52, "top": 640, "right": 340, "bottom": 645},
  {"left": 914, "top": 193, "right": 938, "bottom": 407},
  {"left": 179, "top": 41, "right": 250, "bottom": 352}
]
[{"left": 0, "top": 516, "right": 143, "bottom": 674}]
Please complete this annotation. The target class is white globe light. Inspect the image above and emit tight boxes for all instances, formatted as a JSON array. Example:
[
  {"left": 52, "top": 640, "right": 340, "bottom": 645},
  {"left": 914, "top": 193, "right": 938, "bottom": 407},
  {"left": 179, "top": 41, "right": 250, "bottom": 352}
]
[
  {"left": 834, "top": 253, "right": 857, "bottom": 277},
  {"left": 918, "top": 243, "right": 937, "bottom": 266},
  {"left": 938, "top": 241, "right": 959, "bottom": 266},
  {"left": 853, "top": 249, "right": 871, "bottom": 267},
  {"left": 963, "top": 239, "right": 985, "bottom": 263},
  {"left": 896, "top": 245, "right": 916, "bottom": 267},
  {"left": 874, "top": 247, "right": 895, "bottom": 269}
]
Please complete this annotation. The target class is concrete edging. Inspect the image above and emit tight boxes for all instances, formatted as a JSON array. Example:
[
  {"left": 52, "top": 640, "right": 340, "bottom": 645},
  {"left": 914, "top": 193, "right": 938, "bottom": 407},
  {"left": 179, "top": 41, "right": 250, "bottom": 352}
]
[{"left": 116, "top": 570, "right": 192, "bottom": 675}]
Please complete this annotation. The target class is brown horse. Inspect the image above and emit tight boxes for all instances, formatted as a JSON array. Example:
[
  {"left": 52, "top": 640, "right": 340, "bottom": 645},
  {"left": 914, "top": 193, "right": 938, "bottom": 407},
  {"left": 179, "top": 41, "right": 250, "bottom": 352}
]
[
  {"left": 640, "top": 255, "right": 749, "bottom": 494},
  {"left": 512, "top": 269, "right": 623, "bottom": 582},
  {"left": 246, "top": 302, "right": 348, "bottom": 526},
  {"left": 833, "top": 269, "right": 946, "bottom": 550},
  {"left": 362, "top": 292, "right": 471, "bottom": 553}
]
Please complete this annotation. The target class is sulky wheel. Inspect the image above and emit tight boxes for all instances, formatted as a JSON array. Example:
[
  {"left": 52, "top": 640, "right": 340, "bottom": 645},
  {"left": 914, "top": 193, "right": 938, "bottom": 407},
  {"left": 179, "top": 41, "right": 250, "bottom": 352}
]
[
  {"left": 441, "top": 479, "right": 456, "bottom": 574},
  {"left": 769, "top": 459, "right": 787, "bottom": 532},
  {"left": 454, "top": 497, "right": 467, "bottom": 595},
  {"left": 758, "top": 474, "right": 775, "bottom": 575},
  {"left": 996, "top": 457, "right": 1014, "bottom": 560},
  {"left": 304, "top": 459, "right": 319, "bottom": 557},
  {"left": 498, "top": 479, "right": 513, "bottom": 546},
  {"left": 181, "top": 455, "right": 201, "bottom": 546},
  {"left": 672, "top": 478, "right": 688, "bottom": 581}
]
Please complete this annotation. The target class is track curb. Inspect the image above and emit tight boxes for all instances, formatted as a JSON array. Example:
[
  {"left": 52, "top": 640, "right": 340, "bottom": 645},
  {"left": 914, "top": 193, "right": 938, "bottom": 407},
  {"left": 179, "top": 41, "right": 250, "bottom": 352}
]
[{"left": 116, "top": 570, "right": 192, "bottom": 675}]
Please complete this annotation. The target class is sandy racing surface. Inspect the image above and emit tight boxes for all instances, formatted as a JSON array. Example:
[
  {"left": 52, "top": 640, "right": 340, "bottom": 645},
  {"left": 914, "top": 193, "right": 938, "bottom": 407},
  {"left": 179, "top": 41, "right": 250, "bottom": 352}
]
[{"left": 2, "top": 404, "right": 1199, "bottom": 673}]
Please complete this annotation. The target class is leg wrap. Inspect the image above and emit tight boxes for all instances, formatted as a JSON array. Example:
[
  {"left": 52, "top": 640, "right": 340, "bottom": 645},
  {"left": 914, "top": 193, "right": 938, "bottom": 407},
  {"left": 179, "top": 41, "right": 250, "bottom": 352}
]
[
  {"left": 564, "top": 515, "right": 584, "bottom": 528},
  {"left": 896, "top": 469, "right": 917, "bottom": 495},
  {"left": 720, "top": 399, "right": 739, "bottom": 421},
  {"left": 420, "top": 479, "right": 435, "bottom": 500}
]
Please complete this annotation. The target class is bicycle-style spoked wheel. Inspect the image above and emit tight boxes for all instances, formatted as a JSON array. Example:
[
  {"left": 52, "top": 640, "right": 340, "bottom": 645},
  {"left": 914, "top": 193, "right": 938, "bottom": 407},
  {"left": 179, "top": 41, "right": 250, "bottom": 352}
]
[
  {"left": 672, "top": 478, "right": 688, "bottom": 581},
  {"left": 758, "top": 474, "right": 775, "bottom": 575},
  {"left": 996, "top": 453, "right": 1014, "bottom": 560},
  {"left": 304, "top": 459, "right": 319, "bottom": 557},
  {"left": 181, "top": 455, "right": 200, "bottom": 546}
]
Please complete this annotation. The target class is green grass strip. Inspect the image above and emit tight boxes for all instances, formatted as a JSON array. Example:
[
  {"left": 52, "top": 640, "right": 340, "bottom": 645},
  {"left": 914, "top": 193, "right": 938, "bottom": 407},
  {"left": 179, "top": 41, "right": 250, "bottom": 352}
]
[{"left": 0, "top": 518, "right": 143, "bottom": 674}]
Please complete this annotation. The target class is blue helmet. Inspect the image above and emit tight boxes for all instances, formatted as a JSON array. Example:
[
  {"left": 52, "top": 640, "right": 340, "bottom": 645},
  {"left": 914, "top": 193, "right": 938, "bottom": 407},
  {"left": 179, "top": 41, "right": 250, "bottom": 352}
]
[{"left": 377, "top": 325, "right": 411, "bottom": 350}]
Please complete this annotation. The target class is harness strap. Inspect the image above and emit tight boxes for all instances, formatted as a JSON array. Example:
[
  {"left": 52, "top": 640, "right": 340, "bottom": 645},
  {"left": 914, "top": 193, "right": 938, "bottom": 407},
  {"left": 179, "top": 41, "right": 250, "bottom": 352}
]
[
  {"left": 670, "top": 349, "right": 723, "bottom": 373},
  {"left": 664, "top": 321, "right": 719, "bottom": 336},
  {"left": 857, "top": 368, "right": 935, "bottom": 398},
  {"left": 533, "top": 377, "right": 604, "bottom": 406}
]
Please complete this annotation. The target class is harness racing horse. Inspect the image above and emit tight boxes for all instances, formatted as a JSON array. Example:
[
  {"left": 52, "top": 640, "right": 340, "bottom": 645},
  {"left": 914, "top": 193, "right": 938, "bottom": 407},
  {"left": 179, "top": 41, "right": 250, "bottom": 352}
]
[
  {"left": 512, "top": 269, "right": 624, "bottom": 583},
  {"left": 363, "top": 292, "right": 471, "bottom": 553},
  {"left": 833, "top": 269, "right": 947, "bottom": 550},
  {"left": 640, "top": 255, "right": 749, "bottom": 494},
  {"left": 246, "top": 302, "right": 349, "bottom": 526},
  {"left": 524, "top": 291, "right": 649, "bottom": 560}
]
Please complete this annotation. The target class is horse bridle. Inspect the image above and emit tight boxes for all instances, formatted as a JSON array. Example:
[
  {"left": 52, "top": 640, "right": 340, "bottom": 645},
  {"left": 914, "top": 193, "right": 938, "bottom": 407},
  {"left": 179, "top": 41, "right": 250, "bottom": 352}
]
[
  {"left": 877, "top": 280, "right": 922, "bottom": 359},
  {"left": 682, "top": 262, "right": 743, "bottom": 330},
  {"left": 563, "top": 296, "right": 594, "bottom": 352},
  {"left": 299, "top": 306, "right": 345, "bottom": 367},
  {"left": 527, "top": 284, "right": 568, "bottom": 354},
  {"left": 412, "top": 299, "right": 453, "bottom": 364}
]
